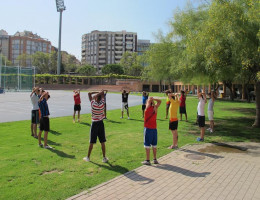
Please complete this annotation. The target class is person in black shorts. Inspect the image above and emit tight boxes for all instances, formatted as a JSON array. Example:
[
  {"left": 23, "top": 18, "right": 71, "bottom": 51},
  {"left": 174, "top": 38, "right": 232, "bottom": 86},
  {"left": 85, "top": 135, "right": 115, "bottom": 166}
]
[
  {"left": 73, "top": 89, "right": 81, "bottom": 123},
  {"left": 121, "top": 89, "right": 131, "bottom": 119},
  {"left": 30, "top": 87, "right": 40, "bottom": 138},
  {"left": 38, "top": 91, "right": 52, "bottom": 149},
  {"left": 83, "top": 90, "right": 108, "bottom": 163}
]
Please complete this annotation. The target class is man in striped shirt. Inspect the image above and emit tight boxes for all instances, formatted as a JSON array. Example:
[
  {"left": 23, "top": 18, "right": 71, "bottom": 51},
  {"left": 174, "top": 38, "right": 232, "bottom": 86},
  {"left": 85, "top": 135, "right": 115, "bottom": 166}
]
[{"left": 83, "top": 90, "right": 108, "bottom": 163}]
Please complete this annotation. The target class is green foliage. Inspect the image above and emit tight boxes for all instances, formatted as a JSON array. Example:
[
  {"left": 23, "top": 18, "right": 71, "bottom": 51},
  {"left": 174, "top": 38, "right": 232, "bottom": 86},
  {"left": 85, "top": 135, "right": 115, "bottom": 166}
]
[
  {"left": 31, "top": 52, "right": 50, "bottom": 74},
  {"left": 76, "top": 64, "right": 96, "bottom": 76},
  {"left": 102, "top": 64, "right": 124, "bottom": 75},
  {"left": 120, "top": 52, "right": 144, "bottom": 76},
  {"left": 0, "top": 54, "right": 12, "bottom": 66}
]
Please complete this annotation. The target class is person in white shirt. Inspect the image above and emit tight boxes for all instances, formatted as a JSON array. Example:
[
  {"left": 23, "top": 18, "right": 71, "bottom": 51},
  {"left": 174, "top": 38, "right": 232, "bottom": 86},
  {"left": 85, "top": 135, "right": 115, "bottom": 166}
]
[
  {"left": 30, "top": 87, "right": 40, "bottom": 138},
  {"left": 197, "top": 93, "right": 207, "bottom": 141},
  {"left": 207, "top": 91, "right": 217, "bottom": 133}
]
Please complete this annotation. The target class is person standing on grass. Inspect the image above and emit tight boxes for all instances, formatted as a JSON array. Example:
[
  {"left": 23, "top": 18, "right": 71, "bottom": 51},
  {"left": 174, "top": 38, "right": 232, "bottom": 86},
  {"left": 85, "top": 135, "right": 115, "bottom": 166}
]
[
  {"left": 207, "top": 91, "right": 216, "bottom": 133},
  {"left": 179, "top": 90, "right": 188, "bottom": 121},
  {"left": 197, "top": 92, "right": 207, "bottom": 142},
  {"left": 168, "top": 93, "right": 180, "bottom": 149},
  {"left": 104, "top": 90, "right": 108, "bottom": 119},
  {"left": 83, "top": 90, "right": 108, "bottom": 163},
  {"left": 30, "top": 87, "right": 40, "bottom": 138},
  {"left": 38, "top": 91, "right": 52, "bottom": 149},
  {"left": 165, "top": 90, "right": 171, "bottom": 119},
  {"left": 73, "top": 89, "right": 81, "bottom": 123},
  {"left": 121, "top": 89, "right": 130, "bottom": 119},
  {"left": 142, "top": 97, "right": 161, "bottom": 165},
  {"left": 142, "top": 91, "right": 149, "bottom": 118}
]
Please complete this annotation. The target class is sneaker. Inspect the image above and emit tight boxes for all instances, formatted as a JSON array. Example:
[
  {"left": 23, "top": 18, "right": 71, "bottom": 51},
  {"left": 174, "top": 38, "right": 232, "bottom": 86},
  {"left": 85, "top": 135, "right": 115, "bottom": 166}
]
[
  {"left": 44, "top": 145, "right": 53, "bottom": 149},
  {"left": 73, "top": 120, "right": 75, "bottom": 123},
  {"left": 210, "top": 129, "right": 213, "bottom": 133},
  {"left": 197, "top": 137, "right": 204, "bottom": 142},
  {"left": 207, "top": 128, "right": 211, "bottom": 131},
  {"left": 78, "top": 119, "right": 80, "bottom": 122},
  {"left": 168, "top": 145, "right": 178, "bottom": 149},
  {"left": 153, "top": 159, "right": 159, "bottom": 164},
  {"left": 120, "top": 117, "right": 123, "bottom": 119},
  {"left": 128, "top": 117, "right": 130, "bottom": 120},
  {"left": 102, "top": 157, "right": 109, "bottom": 163},
  {"left": 141, "top": 160, "right": 151, "bottom": 165},
  {"left": 83, "top": 156, "right": 90, "bottom": 162},
  {"left": 39, "top": 144, "right": 43, "bottom": 148}
]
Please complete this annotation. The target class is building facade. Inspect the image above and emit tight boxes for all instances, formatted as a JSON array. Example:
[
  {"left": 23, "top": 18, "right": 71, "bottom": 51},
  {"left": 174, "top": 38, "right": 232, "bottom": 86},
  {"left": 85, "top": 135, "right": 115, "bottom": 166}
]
[
  {"left": 137, "top": 39, "right": 150, "bottom": 56},
  {"left": 9, "top": 31, "right": 52, "bottom": 67},
  {"left": 0, "top": 29, "right": 10, "bottom": 60},
  {"left": 82, "top": 30, "right": 137, "bottom": 72}
]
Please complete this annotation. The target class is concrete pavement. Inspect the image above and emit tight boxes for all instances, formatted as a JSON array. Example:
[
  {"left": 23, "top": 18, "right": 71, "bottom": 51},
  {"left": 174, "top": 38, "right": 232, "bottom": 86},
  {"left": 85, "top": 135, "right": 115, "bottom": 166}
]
[{"left": 68, "top": 142, "right": 260, "bottom": 200}]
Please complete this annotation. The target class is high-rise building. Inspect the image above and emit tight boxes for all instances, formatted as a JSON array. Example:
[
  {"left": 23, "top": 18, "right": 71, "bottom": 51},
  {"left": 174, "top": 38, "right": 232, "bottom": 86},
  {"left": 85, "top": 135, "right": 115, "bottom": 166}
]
[
  {"left": 137, "top": 39, "right": 150, "bottom": 56},
  {"left": 82, "top": 30, "right": 137, "bottom": 72},
  {"left": 0, "top": 29, "right": 10, "bottom": 60},
  {"left": 9, "top": 31, "right": 52, "bottom": 66}
]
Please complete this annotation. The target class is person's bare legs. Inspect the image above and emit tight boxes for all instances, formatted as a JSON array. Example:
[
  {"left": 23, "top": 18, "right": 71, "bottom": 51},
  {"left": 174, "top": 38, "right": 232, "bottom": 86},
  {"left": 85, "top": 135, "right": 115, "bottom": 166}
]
[
  {"left": 87, "top": 143, "right": 94, "bottom": 158},
  {"left": 31, "top": 124, "right": 34, "bottom": 136},
  {"left": 73, "top": 111, "right": 76, "bottom": 122},
  {"left": 165, "top": 107, "right": 168, "bottom": 119},
  {"left": 44, "top": 131, "right": 48, "bottom": 146},
  {"left": 38, "top": 130, "right": 42, "bottom": 145},
  {"left": 171, "top": 130, "right": 178, "bottom": 147},
  {"left": 127, "top": 109, "right": 129, "bottom": 118},
  {"left": 121, "top": 111, "right": 124, "bottom": 118},
  {"left": 210, "top": 120, "right": 214, "bottom": 132},
  {"left": 152, "top": 147, "right": 157, "bottom": 160},
  {"left": 185, "top": 113, "right": 188, "bottom": 121},
  {"left": 101, "top": 142, "right": 106, "bottom": 158},
  {"left": 33, "top": 124, "right": 37, "bottom": 137},
  {"left": 78, "top": 111, "right": 80, "bottom": 122},
  {"left": 200, "top": 127, "right": 205, "bottom": 139},
  {"left": 180, "top": 113, "right": 183, "bottom": 121},
  {"left": 145, "top": 148, "right": 150, "bottom": 160}
]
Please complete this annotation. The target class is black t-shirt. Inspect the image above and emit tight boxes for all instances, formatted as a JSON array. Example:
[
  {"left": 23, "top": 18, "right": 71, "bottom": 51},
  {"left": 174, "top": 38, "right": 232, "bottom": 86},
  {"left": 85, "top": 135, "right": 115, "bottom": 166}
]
[{"left": 122, "top": 93, "right": 129, "bottom": 103}]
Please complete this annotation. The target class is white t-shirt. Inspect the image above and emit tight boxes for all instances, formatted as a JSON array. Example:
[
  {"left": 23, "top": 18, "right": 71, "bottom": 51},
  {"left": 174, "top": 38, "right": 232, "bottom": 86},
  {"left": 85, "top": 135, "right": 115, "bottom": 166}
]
[
  {"left": 197, "top": 97, "right": 206, "bottom": 116},
  {"left": 31, "top": 93, "right": 39, "bottom": 110}
]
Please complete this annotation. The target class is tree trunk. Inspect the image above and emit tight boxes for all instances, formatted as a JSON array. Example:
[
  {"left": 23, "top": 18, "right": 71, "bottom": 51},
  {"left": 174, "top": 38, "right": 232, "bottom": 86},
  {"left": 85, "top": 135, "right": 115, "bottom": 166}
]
[
  {"left": 224, "top": 81, "right": 234, "bottom": 101},
  {"left": 159, "top": 80, "right": 162, "bottom": 92},
  {"left": 253, "top": 81, "right": 260, "bottom": 127}
]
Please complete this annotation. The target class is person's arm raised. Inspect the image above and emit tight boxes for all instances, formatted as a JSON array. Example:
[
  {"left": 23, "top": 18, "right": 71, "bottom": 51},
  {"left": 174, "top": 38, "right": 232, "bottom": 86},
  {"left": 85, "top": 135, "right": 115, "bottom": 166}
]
[{"left": 153, "top": 99, "right": 162, "bottom": 113}]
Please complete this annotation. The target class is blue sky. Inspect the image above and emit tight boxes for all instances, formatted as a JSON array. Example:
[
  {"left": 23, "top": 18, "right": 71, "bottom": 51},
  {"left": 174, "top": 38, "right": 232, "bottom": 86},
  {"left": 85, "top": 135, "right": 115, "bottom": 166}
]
[{"left": 0, "top": 0, "right": 200, "bottom": 60}]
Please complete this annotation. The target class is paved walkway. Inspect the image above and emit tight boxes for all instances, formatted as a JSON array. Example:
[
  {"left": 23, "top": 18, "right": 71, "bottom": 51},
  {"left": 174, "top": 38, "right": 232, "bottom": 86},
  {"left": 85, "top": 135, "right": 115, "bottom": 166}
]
[{"left": 68, "top": 142, "right": 260, "bottom": 200}]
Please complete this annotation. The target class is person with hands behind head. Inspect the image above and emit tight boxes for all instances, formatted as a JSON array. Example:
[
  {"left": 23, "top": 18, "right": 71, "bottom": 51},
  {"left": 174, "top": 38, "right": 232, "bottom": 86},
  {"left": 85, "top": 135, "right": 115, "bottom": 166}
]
[
  {"left": 103, "top": 90, "right": 108, "bottom": 119},
  {"left": 121, "top": 89, "right": 131, "bottom": 119},
  {"left": 38, "top": 91, "right": 52, "bottom": 149},
  {"left": 83, "top": 90, "right": 108, "bottom": 163},
  {"left": 30, "top": 87, "right": 40, "bottom": 138},
  {"left": 73, "top": 89, "right": 81, "bottom": 123},
  {"left": 197, "top": 92, "right": 207, "bottom": 142},
  {"left": 142, "top": 97, "right": 161, "bottom": 165},
  {"left": 142, "top": 91, "right": 149, "bottom": 118},
  {"left": 168, "top": 93, "right": 180, "bottom": 149}
]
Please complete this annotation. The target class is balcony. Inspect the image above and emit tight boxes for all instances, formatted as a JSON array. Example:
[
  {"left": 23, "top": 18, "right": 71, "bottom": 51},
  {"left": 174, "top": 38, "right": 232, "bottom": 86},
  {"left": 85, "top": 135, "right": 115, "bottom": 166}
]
[
  {"left": 115, "top": 56, "right": 122, "bottom": 59},
  {"left": 126, "top": 36, "right": 133, "bottom": 40},
  {"left": 99, "top": 60, "right": 106, "bottom": 63},
  {"left": 115, "top": 41, "right": 123, "bottom": 45},
  {"left": 99, "top": 54, "right": 106, "bottom": 58},
  {"left": 115, "top": 50, "right": 122, "bottom": 54}
]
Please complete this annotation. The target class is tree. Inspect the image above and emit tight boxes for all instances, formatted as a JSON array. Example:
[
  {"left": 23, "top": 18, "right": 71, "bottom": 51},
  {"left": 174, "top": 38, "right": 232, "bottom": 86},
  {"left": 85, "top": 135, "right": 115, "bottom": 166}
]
[
  {"left": 31, "top": 52, "right": 50, "bottom": 74},
  {"left": 0, "top": 54, "right": 12, "bottom": 66},
  {"left": 120, "top": 52, "right": 144, "bottom": 76},
  {"left": 101, "top": 64, "right": 124, "bottom": 75},
  {"left": 16, "top": 53, "right": 31, "bottom": 67},
  {"left": 76, "top": 65, "right": 96, "bottom": 76}
]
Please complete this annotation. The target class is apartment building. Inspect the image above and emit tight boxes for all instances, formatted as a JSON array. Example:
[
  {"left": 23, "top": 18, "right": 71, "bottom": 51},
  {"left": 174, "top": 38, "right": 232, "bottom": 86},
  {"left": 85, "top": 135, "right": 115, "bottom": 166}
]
[
  {"left": 82, "top": 30, "right": 137, "bottom": 72},
  {"left": 137, "top": 39, "right": 150, "bottom": 56},
  {"left": 9, "top": 31, "right": 52, "bottom": 66},
  {"left": 0, "top": 29, "right": 10, "bottom": 59}
]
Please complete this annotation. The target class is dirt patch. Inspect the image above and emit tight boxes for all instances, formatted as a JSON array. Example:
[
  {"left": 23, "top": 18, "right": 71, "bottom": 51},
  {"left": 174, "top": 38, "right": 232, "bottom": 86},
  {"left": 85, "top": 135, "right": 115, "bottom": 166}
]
[
  {"left": 198, "top": 143, "right": 248, "bottom": 154},
  {"left": 41, "top": 170, "right": 64, "bottom": 175}
]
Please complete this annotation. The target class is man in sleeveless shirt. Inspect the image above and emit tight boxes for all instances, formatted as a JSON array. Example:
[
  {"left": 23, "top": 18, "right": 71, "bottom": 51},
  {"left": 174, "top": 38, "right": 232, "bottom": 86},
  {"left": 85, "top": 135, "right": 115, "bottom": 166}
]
[{"left": 142, "top": 97, "right": 161, "bottom": 165}]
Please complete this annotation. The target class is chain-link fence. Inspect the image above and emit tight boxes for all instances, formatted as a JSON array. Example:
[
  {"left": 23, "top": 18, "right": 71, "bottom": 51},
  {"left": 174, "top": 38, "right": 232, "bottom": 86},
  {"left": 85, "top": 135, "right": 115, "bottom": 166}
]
[{"left": 0, "top": 65, "right": 35, "bottom": 92}]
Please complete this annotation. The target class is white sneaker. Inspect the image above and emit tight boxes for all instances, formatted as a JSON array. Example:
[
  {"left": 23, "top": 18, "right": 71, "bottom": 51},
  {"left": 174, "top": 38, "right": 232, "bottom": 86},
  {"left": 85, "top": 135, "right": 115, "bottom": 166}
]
[
  {"left": 120, "top": 117, "right": 123, "bottom": 119},
  {"left": 44, "top": 145, "right": 53, "bottom": 149},
  {"left": 207, "top": 128, "right": 211, "bottom": 131},
  {"left": 83, "top": 156, "right": 90, "bottom": 162},
  {"left": 128, "top": 117, "right": 130, "bottom": 120},
  {"left": 102, "top": 157, "right": 109, "bottom": 163}
]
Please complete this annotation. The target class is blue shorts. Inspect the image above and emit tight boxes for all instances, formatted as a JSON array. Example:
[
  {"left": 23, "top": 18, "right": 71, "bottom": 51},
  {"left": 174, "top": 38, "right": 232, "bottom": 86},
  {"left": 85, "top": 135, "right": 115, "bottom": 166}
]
[{"left": 143, "top": 128, "right": 157, "bottom": 148}]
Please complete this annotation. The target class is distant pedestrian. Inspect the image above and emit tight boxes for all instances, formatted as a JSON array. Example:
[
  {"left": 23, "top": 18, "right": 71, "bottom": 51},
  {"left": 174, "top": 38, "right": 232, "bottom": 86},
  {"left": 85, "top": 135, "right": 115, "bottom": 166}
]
[
  {"left": 30, "top": 87, "right": 40, "bottom": 138},
  {"left": 142, "top": 91, "right": 149, "bottom": 118},
  {"left": 121, "top": 89, "right": 130, "bottom": 119},
  {"left": 165, "top": 90, "right": 171, "bottom": 119},
  {"left": 197, "top": 93, "right": 207, "bottom": 142},
  {"left": 179, "top": 90, "right": 188, "bottom": 121},
  {"left": 83, "top": 90, "right": 108, "bottom": 163},
  {"left": 168, "top": 93, "right": 180, "bottom": 149},
  {"left": 142, "top": 97, "right": 161, "bottom": 165},
  {"left": 38, "top": 91, "right": 52, "bottom": 149},
  {"left": 207, "top": 91, "right": 216, "bottom": 133},
  {"left": 73, "top": 89, "right": 81, "bottom": 123}
]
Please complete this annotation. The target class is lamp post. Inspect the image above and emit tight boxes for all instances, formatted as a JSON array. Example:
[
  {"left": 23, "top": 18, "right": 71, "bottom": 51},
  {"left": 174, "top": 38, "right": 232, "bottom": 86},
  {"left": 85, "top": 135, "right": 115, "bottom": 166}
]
[{"left": 55, "top": 0, "right": 66, "bottom": 75}]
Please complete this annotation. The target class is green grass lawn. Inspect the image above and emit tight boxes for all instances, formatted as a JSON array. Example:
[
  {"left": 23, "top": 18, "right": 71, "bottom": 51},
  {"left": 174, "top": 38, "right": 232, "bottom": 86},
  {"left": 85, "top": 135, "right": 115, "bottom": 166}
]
[{"left": 0, "top": 95, "right": 259, "bottom": 200}]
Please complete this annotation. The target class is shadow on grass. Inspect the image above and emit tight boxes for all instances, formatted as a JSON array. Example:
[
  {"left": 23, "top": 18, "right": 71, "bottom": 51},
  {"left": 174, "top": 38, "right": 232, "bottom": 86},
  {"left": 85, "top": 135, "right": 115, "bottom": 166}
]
[
  {"left": 129, "top": 118, "right": 144, "bottom": 122},
  {"left": 49, "top": 129, "right": 62, "bottom": 136},
  {"left": 221, "top": 107, "right": 255, "bottom": 115},
  {"left": 153, "top": 164, "right": 210, "bottom": 177},
  {"left": 179, "top": 149, "right": 224, "bottom": 159},
  {"left": 106, "top": 120, "right": 122, "bottom": 124},
  {"left": 80, "top": 122, "right": 91, "bottom": 126},
  {"left": 91, "top": 162, "right": 154, "bottom": 185},
  {"left": 47, "top": 139, "right": 61, "bottom": 146},
  {"left": 212, "top": 117, "right": 260, "bottom": 141},
  {"left": 46, "top": 148, "right": 75, "bottom": 159}
]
